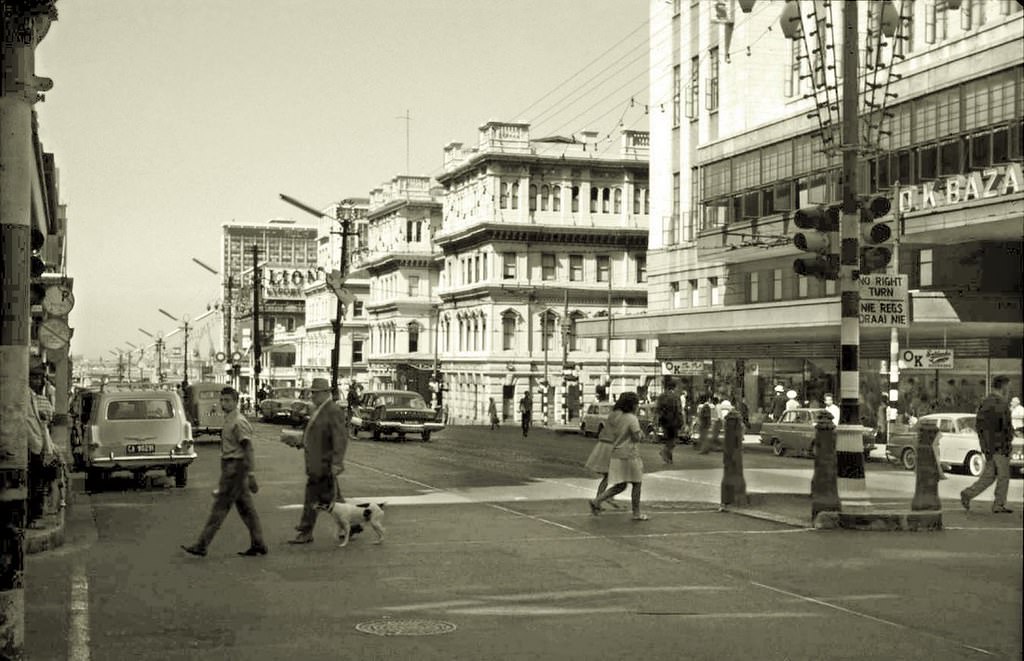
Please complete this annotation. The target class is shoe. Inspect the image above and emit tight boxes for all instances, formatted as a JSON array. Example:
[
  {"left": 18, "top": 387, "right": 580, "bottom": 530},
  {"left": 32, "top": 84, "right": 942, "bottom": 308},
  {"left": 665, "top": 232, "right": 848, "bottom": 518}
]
[
  {"left": 287, "top": 534, "right": 313, "bottom": 545},
  {"left": 959, "top": 492, "right": 970, "bottom": 512},
  {"left": 992, "top": 505, "right": 1013, "bottom": 514},
  {"left": 181, "top": 544, "right": 206, "bottom": 557},
  {"left": 632, "top": 513, "right": 650, "bottom": 521},
  {"left": 588, "top": 500, "right": 601, "bottom": 516},
  {"left": 237, "top": 545, "right": 268, "bottom": 556}
]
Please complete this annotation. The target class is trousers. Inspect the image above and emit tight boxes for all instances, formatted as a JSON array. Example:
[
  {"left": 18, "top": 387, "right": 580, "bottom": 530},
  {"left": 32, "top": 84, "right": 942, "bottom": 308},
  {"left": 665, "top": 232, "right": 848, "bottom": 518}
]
[
  {"left": 962, "top": 453, "right": 1010, "bottom": 508},
  {"left": 297, "top": 473, "right": 340, "bottom": 535},
  {"left": 197, "top": 458, "right": 265, "bottom": 550}
]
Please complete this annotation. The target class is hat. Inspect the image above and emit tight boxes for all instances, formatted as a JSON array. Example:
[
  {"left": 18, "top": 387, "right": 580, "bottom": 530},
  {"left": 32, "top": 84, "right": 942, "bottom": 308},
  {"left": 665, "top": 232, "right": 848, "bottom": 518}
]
[
  {"left": 774, "top": 385, "right": 784, "bottom": 393},
  {"left": 719, "top": 400, "right": 733, "bottom": 410},
  {"left": 786, "top": 389, "right": 797, "bottom": 399},
  {"left": 310, "top": 377, "right": 331, "bottom": 392}
]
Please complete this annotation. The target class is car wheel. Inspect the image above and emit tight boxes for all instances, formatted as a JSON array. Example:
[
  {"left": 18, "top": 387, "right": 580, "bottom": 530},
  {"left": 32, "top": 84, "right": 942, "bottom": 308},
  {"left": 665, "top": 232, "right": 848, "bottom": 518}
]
[
  {"left": 174, "top": 466, "right": 188, "bottom": 488},
  {"left": 965, "top": 451, "right": 985, "bottom": 477},
  {"left": 771, "top": 439, "right": 785, "bottom": 457},
  {"left": 901, "top": 447, "right": 917, "bottom": 471},
  {"left": 421, "top": 431, "right": 431, "bottom": 442}
]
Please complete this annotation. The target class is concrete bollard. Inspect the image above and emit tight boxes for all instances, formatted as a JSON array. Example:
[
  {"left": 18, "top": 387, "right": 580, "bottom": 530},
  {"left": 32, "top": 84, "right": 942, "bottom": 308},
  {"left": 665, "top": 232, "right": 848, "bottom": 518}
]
[
  {"left": 911, "top": 419, "right": 942, "bottom": 511},
  {"left": 810, "top": 411, "right": 840, "bottom": 519},
  {"left": 720, "top": 410, "right": 749, "bottom": 507}
]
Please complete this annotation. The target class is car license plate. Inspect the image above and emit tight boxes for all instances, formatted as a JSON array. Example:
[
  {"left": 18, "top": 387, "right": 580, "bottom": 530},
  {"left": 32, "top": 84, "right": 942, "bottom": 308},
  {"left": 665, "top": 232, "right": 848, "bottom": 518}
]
[{"left": 126, "top": 443, "right": 156, "bottom": 454}]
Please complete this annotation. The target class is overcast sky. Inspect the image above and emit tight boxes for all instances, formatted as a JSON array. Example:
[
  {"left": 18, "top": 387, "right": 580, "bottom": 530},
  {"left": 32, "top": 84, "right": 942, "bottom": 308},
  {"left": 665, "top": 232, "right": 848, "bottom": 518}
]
[{"left": 35, "top": 0, "right": 650, "bottom": 361}]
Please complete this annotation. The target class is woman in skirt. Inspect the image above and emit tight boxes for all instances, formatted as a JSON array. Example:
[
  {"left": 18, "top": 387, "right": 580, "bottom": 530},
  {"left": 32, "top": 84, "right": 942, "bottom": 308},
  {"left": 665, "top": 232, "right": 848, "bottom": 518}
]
[
  {"left": 589, "top": 392, "right": 649, "bottom": 521},
  {"left": 583, "top": 422, "right": 625, "bottom": 510}
]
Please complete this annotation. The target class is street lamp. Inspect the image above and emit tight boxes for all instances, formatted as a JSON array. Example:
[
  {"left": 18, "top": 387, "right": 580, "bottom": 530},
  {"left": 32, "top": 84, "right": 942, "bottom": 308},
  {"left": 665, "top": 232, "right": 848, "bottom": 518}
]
[
  {"left": 139, "top": 328, "right": 164, "bottom": 384},
  {"left": 279, "top": 193, "right": 358, "bottom": 400},
  {"left": 158, "top": 308, "right": 191, "bottom": 388}
]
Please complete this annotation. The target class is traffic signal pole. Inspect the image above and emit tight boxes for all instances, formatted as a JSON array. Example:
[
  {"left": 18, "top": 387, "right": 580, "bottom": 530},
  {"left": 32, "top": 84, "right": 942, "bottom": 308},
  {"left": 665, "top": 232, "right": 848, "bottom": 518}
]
[{"left": 836, "top": 1, "right": 869, "bottom": 506}]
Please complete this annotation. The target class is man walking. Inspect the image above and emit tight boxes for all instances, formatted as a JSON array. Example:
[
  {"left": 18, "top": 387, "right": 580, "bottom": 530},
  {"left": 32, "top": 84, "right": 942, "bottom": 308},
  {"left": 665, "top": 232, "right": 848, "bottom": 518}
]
[
  {"left": 655, "top": 379, "right": 684, "bottom": 464},
  {"left": 961, "top": 375, "right": 1014, "bottom": 514},
  {"left": 519, "top": 391, "right": 533, "bottom": 437},
  {"left": 182, "top": 387, "right": 266, "bottom": 557},
  {"left": 289, "top": 377, "right": 349, "bottom": 544}
]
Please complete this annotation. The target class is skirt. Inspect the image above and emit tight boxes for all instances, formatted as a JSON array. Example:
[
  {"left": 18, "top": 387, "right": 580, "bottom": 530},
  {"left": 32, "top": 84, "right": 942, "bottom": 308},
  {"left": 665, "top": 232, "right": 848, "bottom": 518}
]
[
  {"left": 584, "top": 441, "right": 613, "bottom": 474},
  {"left": 607, "top": 455, "right": 644, "bottom": 485}
]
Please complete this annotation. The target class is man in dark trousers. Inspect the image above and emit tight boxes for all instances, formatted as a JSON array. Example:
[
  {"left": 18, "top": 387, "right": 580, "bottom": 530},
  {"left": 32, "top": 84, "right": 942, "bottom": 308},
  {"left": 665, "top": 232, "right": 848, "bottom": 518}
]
[
  {"left": 182, "top": 386, "right": 266, "bottom": 557},
  {"left": 289, "top": 377, "right": 349, "bottom": 544},
  {"left": 519, "top": 391, "right": 533, "bottom": 437},
  {"left": 655, "top": 379, "right": 684, "bottom": 464},
  {"left": 769, "top": 384, "right": 787, "bottom": 422},
  {"left": 961, "top": 375, "right": 1014, "bottom": 514}
]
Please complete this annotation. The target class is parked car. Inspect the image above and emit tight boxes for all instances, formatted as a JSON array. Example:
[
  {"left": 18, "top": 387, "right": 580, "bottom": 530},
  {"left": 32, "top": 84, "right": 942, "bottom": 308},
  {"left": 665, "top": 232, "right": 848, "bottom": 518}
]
[
  {"left": 69, "top": 387, "right": 102, "bottom": 471},
  {"left": 75, "top": 389, "right": 196, "bottom": 489},
  {"left": 885, "top": 412, "right": 1021, "bottom": 477},
  {"left": 185, "top": 381, "right": 226, "bottom": 439},
  {"left": 350, "top": 390, "right": 444, "bottom": 442},
  {"left": 258, "top": 387, "right": 311, "bottom": 423},
  {"left": 288, "top": 398, "right": 316, "bottom": 428},
  {"left": 579, "top": 402, "right": 614, "bottom": 437},
  {"left": 759, "top": 407, "right": 875, "bottom": 458}
]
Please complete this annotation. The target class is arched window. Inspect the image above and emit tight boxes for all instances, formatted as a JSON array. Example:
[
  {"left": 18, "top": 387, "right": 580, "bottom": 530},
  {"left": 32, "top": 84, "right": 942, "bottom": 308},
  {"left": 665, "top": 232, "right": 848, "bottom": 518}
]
[
  {"left": 590, "top": 187, "right": 599, "bottom": 213},
  {"left": 614, "top": 187, "right": 622, "bottom": 213},
  {"left": 568, "top": 312, "right": 585, "bottom": 351},
  {"left": 408, "top": 322, "right": 420, "bottom": 353},
  {"left": 552, "top": 185, "right": 561, "bottom": 212},
  {"left": 502, "top": 312, "right": 516, "bottom": 351},
  {"left": 500, "top": 183, "right": 509, "bottom": 209},
  {"left": 571, "top": 186, "right": 579, "bottom": 212},
  {"left": 480, "top": 316, "right": 487, "bottom": 352},
  {"left": 511, "top": 183, "right": 519, "bottom": 209},
  {"left": 643, "top": 187, "right": 650, "bottom": 214},
  {"left": 540, "top": 185, "right": 549, "bottom": 211},
  {"left": 529, "top": 184, "right": 538, "bottom": 211},
  {"left": 540, "top": 310, "right": 557, "bottom": 352},
  {"left": 633, "top": 187, "right": 641, "bottom": 214},
  {"left": 602, "top": 187, "right": 611, "bottom": 213}
]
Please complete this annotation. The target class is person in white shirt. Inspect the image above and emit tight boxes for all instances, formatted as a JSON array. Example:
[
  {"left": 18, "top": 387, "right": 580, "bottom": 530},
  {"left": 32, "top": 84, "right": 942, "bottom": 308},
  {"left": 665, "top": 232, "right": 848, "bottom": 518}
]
[
  {"left": 823, "top": 393, "right": 840, "bottom": 423},
  {"left": 1010, "top": 396, "right": 1023, "bottom": 436},
  {"left": 785, "top": 390, "right": 800, "bottom": 412}
]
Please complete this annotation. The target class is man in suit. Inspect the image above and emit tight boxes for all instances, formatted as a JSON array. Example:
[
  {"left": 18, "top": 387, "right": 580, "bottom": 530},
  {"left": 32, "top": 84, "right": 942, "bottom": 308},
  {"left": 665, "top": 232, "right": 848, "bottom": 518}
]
[
  {"left": 961, "top": 375, "right": 1014, "bottom": 514},
  {"left": 289, "top": 377, "right": 349, "bottom": 544}
]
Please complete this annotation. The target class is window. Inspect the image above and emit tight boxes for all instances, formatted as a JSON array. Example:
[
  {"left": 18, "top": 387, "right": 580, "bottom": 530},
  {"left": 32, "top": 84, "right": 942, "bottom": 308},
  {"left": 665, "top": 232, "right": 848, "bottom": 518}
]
[
  {"left": 503, "top": 253, "right": 516, "bottom": 280},
  {"left": 798, "top": 276, "right": 808, "bottom": 298},
  {"left": 569, "top": 254, "right": 584, "bottom": 282},
  {"left": 407, "top": 275, "right": 419, "bottom": 297},
  {"left": 352, "top": 340, "right": 363, "bottom": 363},
  {"left": 636, "top": 255, "right": 647, "bottom": 283},
  {"left": 510, "top": 183, "right": 519, "bottom": 209},
  {"left": 529, "top": 184, "right": 537, "bottom": 212},
  {"left": 502, "top": 313, "right": 516, "bottom": 351},
  {"left": 590, "top": 187, "right": 599, "bottom": 213},
  {"left": 672, "top": 64, "right": 681, "bottom": 125},
  {"left": 542, "top": 253, "right": 557, "bottom": 281},
  {"left": 614, "top": 188, "right": 622, "bottom": 214},
  {"left": 408, "top": 323, "right": 420, "bottom": 353},
  {"left": 500, "top": 183, "right": 509, "bottom": 209},
  {"left": 481, "top": 253, "right": 488, "bottom": 281},
  {"left": 540, "top": 185, "right": 549, "bottom": 211},
  {"left": 825, "top": 279, "right": 836, "bottom": 296},
  {"left": 596, "top": 256, "right": 610, "bottom": 283},
  {"left": 785, "top": 39, "right": 801, "bottom": 98},
  {"left": 596, "top": 335, "right": 606, "bottom": 352},
  {"left": 540, "top": 311, "right": 556, "bottom": 352},
  {"left": 709, "top": 276, "right": 722, "bottom": 305},
  {"left": 748, "top": 272, "right": 759, "bottom": 303},
  {"left": 634, "top": 338, "right": 647, "bottom": 353},
  {"left": 689, "top": 279, "right": 699, "bottom": 307},
  {"left": 706, "top": 47, "right": 719, "bottom": 111},
  {"left": 353, "top": 300, "right": 363, "bottom": 317},
  {"left": 552, "top": 185, "right": 562, "bottom": 212},
  {"left": 687, "top": 56, "right": 699, "bottom": 118},
  {"left": 920, "top": 249, "right": 933, "bottom": 287},
  {"left": 568, "top": 314, "right": 581, "bottom": 351},
  {"left": 671, "top": 281, "right": 682, "bottom": 308},
  {"left": 773, "top": 269, "right": 783, "bottom": 300}
]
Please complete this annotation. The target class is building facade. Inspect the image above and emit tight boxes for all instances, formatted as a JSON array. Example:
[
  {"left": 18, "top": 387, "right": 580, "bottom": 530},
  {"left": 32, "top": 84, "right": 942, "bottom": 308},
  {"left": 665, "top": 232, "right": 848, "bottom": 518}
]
[
  {"left": 578, "top": 0, "right": 1023, "bottom": 428},
  {"left": 434, "top": 121, "right": 655, "bottom": 425}
]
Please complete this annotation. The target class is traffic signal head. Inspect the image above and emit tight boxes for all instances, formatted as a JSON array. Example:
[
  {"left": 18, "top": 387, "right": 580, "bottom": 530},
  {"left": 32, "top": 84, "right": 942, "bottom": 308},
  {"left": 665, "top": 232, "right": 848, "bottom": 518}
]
[
  {"left": 30, "top": 227, "right": 46, "bottom": 277},
  {"left": 792, "top": 203, "right": 841, "bottom": 280},
  {"left": 858, "top": 195, "right": 894, "bottom": 274}
]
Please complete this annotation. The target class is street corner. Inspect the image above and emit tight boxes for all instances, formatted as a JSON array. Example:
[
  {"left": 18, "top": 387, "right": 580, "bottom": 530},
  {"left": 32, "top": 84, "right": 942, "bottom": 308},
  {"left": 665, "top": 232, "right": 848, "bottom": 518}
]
[{"left": 25, "top": 510, "right": 66, "bottom": 555}]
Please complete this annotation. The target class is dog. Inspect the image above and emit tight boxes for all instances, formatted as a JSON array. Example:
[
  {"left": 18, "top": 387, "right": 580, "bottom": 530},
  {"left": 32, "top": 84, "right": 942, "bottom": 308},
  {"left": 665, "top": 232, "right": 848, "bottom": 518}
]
[{"left": 319, "top": 501, "right": 386, "bottom": 547}]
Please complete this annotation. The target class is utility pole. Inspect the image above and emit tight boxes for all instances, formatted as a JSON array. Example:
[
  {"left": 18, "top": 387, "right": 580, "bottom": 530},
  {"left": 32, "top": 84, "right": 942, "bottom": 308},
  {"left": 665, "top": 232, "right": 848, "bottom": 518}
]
[
  {"left": 836, "top": 1, "right": 867, "bottom": 505},
  {"left": 605, "top": 274, "right": 612, "bottom": 399},
  {"left": 225, "top": 274, "right": 233, "bottom": 386},
  {"left": 330, "top": 204, "right": 352, "bottom": 400},
  {"left": 251, "top": 244, "right": 261, "bottom": 398},
  {"left": 887, "top": 181, "right": 902, "bottom": 440},
  {"left": 560, "top": 288, "right": 570, "bottom": 425},
  {"left": 181, "top": 319, "right": 190, "bottom": 388},
  {"left": 156, "top": 336, "right": 163, "bottom": 384}
]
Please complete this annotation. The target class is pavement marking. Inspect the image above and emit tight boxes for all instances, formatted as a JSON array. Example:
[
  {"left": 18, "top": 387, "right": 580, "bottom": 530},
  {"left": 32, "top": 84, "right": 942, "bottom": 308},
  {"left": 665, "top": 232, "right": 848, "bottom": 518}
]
[
  {"left": 944, "top": 526, "right": 1024, "bottom": 532},
  {"left": 751, "top": 581, "right": 994, "bottom": 657},
  {"left": 68, "top": 565, "right": 90, "bottom": 661},
  {"left": 383, "top": 528, "right": 812, "bottom": 548},
  {"left": 382, "top": 586, "right": 736, "bottom": 612},
  {"left": 487, "top": 502, "right": 583, "bottom": 533}
]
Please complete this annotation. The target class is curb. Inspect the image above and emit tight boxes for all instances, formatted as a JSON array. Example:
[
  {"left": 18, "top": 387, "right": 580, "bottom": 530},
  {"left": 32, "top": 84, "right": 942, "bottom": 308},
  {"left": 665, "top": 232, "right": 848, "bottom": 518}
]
[
  {"left": 813, "top": 509, "right": 943, "bottom": 531},
  {"left": 25, "top": 507, "right": 66, "bottom": 554},
  {"left": 722, "top": 506, "right": 811, "bottom": 529}
]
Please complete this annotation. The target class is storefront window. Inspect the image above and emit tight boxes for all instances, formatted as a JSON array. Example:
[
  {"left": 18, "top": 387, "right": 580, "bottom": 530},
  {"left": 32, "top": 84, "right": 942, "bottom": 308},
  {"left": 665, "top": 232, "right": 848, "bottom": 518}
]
[
  {"left": 770, "top": 358, "right": 805, "bottom": 405},
  {"left": 804, "top": 357, "right": 837, "bottom": 409}
]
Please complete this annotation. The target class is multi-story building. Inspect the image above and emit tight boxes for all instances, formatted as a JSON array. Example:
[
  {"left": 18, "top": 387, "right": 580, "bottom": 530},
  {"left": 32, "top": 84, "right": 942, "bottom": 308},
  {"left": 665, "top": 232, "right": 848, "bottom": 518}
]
[
  {"left": 579, "top": 0, "right": 1023, "bottom": 426},
  {"left": 434, "top": 121, "right": 654, "bottom": 425},
  {"left": 221, "top": 219, "right": 319, "bottom": 392},
  {"left": 300, "top": 198, "right": 371, "bottom": 392},
  {"left": 361, "top": 176, "right": 444, "bottom": 401}
]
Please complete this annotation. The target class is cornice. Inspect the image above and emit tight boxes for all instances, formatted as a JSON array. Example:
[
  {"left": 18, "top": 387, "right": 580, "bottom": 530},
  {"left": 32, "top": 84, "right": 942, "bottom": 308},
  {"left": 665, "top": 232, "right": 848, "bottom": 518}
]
[{"left": 433, "top": 222, "right": 648, "bottom": 254}]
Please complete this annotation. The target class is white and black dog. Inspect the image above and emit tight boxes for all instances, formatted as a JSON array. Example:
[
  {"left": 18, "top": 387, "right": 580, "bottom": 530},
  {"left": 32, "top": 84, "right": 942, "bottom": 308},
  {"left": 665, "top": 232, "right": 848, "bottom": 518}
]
[{"left": 318, "top": 501, "right": 386, "bottom": 547}]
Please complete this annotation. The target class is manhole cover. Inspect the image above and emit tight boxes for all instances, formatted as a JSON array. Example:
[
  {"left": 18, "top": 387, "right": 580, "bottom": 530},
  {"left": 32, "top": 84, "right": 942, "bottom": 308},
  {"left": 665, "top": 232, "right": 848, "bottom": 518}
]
[{"left": 355, "top": 618, "right": 457, "bottom": 637}]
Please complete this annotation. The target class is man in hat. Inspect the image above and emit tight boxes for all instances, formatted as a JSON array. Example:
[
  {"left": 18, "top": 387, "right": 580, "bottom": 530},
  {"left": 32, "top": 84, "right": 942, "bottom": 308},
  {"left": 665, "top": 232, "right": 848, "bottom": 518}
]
[
  {"left": 770, "top": 385, "right": 787, "bottom": 422},
  {"left": 288, "top": 377, "right": 349, "bottom": 544}
]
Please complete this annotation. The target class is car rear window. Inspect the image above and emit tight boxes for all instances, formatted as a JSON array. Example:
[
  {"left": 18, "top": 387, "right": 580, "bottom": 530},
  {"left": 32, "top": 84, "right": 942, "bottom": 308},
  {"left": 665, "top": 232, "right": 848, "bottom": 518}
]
[
  {"left": 197, "top": 390, "right": 220, "bottom": 401},
  {"left": 106, "top": 400, "right": 174, "bottom": 420},
  {"left": 377, "top": 394, "right": 428, "bottom": 409}
]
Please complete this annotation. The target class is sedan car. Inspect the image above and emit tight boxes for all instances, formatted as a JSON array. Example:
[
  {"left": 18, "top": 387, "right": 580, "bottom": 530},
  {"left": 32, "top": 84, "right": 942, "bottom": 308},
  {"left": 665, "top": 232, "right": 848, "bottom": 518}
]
[
  {"left": 759, "top": 407, "right": 875, "bottom": 458},
  {"left": 76, "top": 389, "right": 196, "bottom": 489},
  {"left": 579, "top": 402, "right": 613, "bottom": 437},
  {"left": 885, "top": 413, "right": 1018, "bottom": 477},
  {"left": 258, "top": 387, "right": 311, "bottom": 423},
  {"left": 350, "top": 390, "right": 444, "bottom": 442}
]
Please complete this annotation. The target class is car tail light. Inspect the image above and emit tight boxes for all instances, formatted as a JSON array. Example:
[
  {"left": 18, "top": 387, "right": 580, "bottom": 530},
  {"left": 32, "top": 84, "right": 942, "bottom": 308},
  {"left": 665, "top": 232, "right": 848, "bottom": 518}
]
[
  {"left": 183, "top": 421, "right": 193, "bottom": 441},
  {"left": 88, "top": 425, "right": 101, "bottom": 450}
]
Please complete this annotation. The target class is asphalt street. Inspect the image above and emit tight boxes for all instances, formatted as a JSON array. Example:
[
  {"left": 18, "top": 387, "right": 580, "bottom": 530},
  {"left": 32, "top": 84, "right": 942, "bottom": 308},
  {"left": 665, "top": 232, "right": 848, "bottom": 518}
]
[{"left": 25, "top": 422, "right": 1023, "bottom": 660}]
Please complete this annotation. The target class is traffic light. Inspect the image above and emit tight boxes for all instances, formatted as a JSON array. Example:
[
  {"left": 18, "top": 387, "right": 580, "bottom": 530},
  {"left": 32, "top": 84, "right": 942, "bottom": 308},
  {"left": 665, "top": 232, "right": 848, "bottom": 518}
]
[
  {"left": 792, "top": 203, "right": 841, "bottom": 280},
  {"left": 30, "top": 227, "right": 46, "bottom": 277},
  {"left": 859, "top": 194, "right": 894, "bottom": 274}
]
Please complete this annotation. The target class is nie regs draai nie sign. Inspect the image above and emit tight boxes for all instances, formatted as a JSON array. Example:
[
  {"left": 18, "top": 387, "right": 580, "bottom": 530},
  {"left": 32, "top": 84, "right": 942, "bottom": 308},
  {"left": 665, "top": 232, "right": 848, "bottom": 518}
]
[{"left": 858, "top": 274, "right": 908, "bottom": 328}]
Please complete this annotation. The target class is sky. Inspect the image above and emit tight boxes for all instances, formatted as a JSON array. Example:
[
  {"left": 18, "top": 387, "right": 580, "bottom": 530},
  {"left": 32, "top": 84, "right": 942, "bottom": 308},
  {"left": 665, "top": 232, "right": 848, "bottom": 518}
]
[{"left": 34, "top": 0, "right": 650, "bottom": 362}]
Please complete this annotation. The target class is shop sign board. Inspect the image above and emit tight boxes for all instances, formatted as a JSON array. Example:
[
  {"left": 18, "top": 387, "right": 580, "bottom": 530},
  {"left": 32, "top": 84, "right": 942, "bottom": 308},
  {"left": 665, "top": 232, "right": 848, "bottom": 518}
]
[
  {"left": 899, "top": 348, "right": 954, "bottom": 370},
  {"left": 661, "top": 360, "right": 707, "bottom": 376},
  {"left": 858, "top": 274, "right": 908, "bottom": 327},
  {"left": 897, "top": 163, "right": 1022, "bottom": 213}
]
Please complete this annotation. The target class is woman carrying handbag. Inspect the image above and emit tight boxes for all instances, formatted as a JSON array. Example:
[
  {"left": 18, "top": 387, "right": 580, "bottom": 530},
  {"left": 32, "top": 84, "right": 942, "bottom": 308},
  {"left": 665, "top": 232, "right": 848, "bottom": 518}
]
[{"left": 589, "top": 392, "right": 649, "bottom": 521}]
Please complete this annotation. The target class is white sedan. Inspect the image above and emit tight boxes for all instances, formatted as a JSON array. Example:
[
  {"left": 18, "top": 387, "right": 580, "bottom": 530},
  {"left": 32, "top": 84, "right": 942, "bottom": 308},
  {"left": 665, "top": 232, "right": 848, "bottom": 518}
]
[
  {"left": 885, "top": 412, "right": 998, "bottom": 477},
  {"left": 580, "top": 402, "right": 614, "bottom": 437}
]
